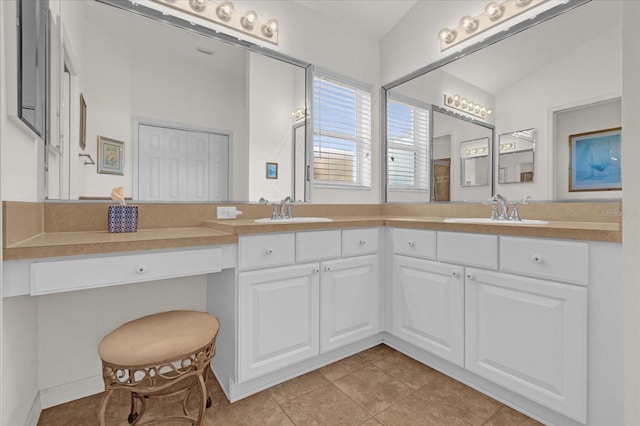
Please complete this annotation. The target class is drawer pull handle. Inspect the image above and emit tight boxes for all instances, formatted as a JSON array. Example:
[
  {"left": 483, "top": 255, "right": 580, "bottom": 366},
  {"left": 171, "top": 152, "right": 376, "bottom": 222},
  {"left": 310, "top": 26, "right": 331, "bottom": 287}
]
[
  {"left": 266, "top": 248, "right": 274, "bottom": 255},
  {"left": 408, "top": 241, "right": 415, "bottom": 247},
  {"left": 451, "top": 271, "right": 458, "bottom": 277},
  {"left": 532, "top": 254, "right": 542, "bottom": 263},
  {"left": 359, "top": 240, "right": 366, "bottom": 245},
  {"left": 136, "top": 265, "right": 147, "bottom": 274}
]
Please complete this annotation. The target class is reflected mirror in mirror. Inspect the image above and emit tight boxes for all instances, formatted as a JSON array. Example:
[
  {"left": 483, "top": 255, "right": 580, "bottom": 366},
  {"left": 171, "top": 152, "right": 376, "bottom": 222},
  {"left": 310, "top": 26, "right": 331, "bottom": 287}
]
[
  {"left": 460, "top": 137, "right": 490, "bottom": 187},
  {"left": 384, "top": 0, "right": 621, "bottom": 202},
  {"left": 46, "top": 0, "right": 307, "bottom": 203},
  {"left": 498, "top": 129, "right": 535, "bottom": 184}
]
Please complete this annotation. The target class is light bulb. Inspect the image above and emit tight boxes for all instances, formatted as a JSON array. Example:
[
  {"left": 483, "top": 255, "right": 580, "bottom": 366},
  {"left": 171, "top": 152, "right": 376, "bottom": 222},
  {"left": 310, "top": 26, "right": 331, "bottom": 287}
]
[
  {"left": 438, "top": 28, "right": 456, "bottom": 44},
  {"left": 453, "top": 95, "right": 461, "bottom": 106},
  {"left": 241, "top": 10, "right": 257, "bottom": 29},
  {"left": 515, "top": 0, "right": 532, "bottom": 6},
  {"left": 216, "top": 2, "right": 234, "bottom": 20},
  {"left": 460, "top": 99, "right": 468, "bottom": 108},
  {"left": 262, "top": 19, "right": 278, "bottom": 37},
  {"left": 468, "top": 101, "right": 475, "bottom": 110},
  {"left": 189, "top": 0, "right": 206, "bottom": 12},
  {"left": 485, "top": 2, "right": 503, "bottom": 20},
  {"left": 487, "top": 108, "right": 493, "bottom": 115},
  {"left": 460, "top": 16, "right": 478, "bottom": 33}
]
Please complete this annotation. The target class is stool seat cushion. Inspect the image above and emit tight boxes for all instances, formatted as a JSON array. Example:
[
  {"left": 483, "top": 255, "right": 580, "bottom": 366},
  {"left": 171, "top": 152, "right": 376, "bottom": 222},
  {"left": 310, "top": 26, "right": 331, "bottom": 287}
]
[{"left": 98, "top": 310, "right": 219, "bottom": 366}]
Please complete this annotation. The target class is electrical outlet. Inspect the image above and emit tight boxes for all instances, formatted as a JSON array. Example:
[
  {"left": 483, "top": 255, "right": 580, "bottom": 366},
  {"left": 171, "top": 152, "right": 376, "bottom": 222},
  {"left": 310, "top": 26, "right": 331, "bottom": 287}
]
[{"left": 217, "top": 206, "right": 242, "bottom": 219}]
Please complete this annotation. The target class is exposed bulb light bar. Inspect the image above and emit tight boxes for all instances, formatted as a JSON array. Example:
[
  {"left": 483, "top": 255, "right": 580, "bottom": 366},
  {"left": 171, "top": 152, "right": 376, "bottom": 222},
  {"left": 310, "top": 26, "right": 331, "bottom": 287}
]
[
  {"left": 292, "top": 107, "right": 306, "bottom": 121},
  {"left": 438, "top": 0, "right": 548, "bottom": 51},
  {"left": 444, "top": 94, "right": 493, "bottom": 119},
  {"left": 150, "top": 0, "right": 279, "bottom": 45}
]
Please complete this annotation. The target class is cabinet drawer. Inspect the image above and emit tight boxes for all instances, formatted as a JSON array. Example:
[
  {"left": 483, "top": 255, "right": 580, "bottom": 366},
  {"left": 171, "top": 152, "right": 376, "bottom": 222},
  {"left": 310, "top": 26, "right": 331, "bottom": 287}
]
[
  {"left": 342, "top": 228, "right": 378, "bottom": 257},
  {"left": 239, "top": 233, "right": 295, "bottom": 271},
  {"left": 30, "top": 248, "right": 222, "bottom": 295},
  {"left": 393, "top": 228, "right": 436, "bottom": 259},
  {"left": 500, "top": 237, "right": 588, "bottom": 285},
  {"left": 297, "top": 230, "right": 341, "bottom": 262},
  {"left": 438, "top": 232, "right": 497, "bottom": 269}
]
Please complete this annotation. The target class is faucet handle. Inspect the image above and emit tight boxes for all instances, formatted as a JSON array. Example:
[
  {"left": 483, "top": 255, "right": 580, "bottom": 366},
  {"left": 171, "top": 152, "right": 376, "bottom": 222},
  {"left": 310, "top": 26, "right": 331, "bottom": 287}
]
[{"left": 520, "top": 195, "right": 532, "bottom": 205}]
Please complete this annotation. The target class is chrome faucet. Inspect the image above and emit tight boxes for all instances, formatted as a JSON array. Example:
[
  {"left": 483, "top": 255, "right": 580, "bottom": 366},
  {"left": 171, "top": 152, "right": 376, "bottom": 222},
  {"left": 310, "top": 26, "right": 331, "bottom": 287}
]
[
  {"left": 279, "top": 196, "right": 292, "bottom": 219},
  {"left": 259, "top": 197, "right": 280, "bottom": 220},
  {"left": 490, "top": 194, "right": 510, "bottom": 220}
]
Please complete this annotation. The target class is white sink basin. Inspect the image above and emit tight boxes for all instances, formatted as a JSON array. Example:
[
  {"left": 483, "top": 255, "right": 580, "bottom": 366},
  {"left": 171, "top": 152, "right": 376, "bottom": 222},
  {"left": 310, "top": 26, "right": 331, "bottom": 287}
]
[
  {"left": 444, "top": 217, "right": 548, "bottom": 225},
  {"left": 254, "top": 217, "right": 333, "bottom": 223}
]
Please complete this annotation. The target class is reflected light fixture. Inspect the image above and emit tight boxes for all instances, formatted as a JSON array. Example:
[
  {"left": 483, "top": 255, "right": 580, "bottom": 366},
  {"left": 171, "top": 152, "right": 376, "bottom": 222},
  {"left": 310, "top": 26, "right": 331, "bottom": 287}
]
[
  {"left": 438, "top": 0, "right": 548, "bottom": 51},
  {"left": 292, "top": 107, "right": 306, "bottom": 121},
  {"left": 444, "top": 94, "right": 493, "bottom": 119},
  {"left": 150, "top": 0, "right": 279, "bottom": 44}
]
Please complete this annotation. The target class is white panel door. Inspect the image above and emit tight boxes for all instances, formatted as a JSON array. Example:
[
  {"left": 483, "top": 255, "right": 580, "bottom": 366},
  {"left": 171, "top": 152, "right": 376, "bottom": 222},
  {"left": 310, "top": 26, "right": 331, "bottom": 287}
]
[
  {"left": 208, "top": 133, "right": 229, "bottom": 201},
  {"left": 238, "top": 263, "right": 320, "bottom": 382},
  {"left": 321, "top": 255, "right": 379, "bottom": 352},
  {"left": 392, "top": 256, "right": 464, "bottom": 366},
  {"left": 465, "top": 268, "right": 587, "bottom": 423},
  {"left": 138, "top": 125, "right": 229, "bottom": 201},
  {"left": 187, "top": 131, "right": 210, "bottom": 201},
  {"left": 163, "top": 128, "right": 188, "bottom": 201},
  {"left": 138, "top": 125, "right": 165, "bottom": 200}
]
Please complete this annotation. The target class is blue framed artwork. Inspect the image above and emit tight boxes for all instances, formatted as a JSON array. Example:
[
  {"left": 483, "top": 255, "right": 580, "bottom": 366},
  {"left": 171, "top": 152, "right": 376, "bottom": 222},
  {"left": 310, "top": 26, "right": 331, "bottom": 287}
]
[
  {"left": 569, "top": 127, "right": 621, "bottom": 192},
  {"left": 266, "top": 162, "right": 278, "bottom": 179}
]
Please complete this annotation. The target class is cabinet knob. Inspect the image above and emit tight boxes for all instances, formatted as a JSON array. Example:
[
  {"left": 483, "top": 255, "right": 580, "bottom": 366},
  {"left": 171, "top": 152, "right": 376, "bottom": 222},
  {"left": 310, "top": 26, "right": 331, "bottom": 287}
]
[
  {"left": 359, "top": 240, "right": 366, "bottom": 245},
  {"left": 466, "top": 272, "right": 472, "bottom": 279},
  {"left": 451, "top": 270, "right": 458, "bottom": 277},
  {"left": 266, "top": 248, "right": 274, "bottom": 255},
  {"left": 531, "top": 254, "right": 542, "bottom": 263},
  {"left": 408, "top": 241, "right": 415, "bottom": 247},
  {"left": 136, "top": 265, "right": 147, "bottom": 274},
  {"left": 325, "top": 266, "right": 331, "bottom": 272},
  {"left": 313, "top": 267, "right": 319, "bottom": 273}
]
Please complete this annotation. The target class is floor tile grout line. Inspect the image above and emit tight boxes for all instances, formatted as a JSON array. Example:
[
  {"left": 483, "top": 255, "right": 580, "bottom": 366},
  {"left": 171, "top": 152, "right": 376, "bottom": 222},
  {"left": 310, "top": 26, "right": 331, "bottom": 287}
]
[{"left": 265, "top": 390, "right": 298, "bottom": 426}]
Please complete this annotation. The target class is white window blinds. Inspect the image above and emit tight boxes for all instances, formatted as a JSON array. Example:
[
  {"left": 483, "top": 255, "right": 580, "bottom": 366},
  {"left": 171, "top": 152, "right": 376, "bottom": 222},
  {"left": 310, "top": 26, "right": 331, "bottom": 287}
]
[
  {"left": 387, "top": 97, "right": 429, "bottom": 191},
  {"left": 313, "top": 71, "right": 372, "bottom": 188}
]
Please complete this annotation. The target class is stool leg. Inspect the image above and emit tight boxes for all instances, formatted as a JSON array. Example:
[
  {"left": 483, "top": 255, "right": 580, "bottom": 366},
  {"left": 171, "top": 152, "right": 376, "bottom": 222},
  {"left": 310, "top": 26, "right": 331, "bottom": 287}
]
[
  {"left": 127, "top": 392, "right": 138, "bottom": 424},
  {"left": 203, "top": 365, "right": 212, "bottom": 409},
  {"left": 196, "top": 373, "right": 208, "bottom": 426},
  {"left": 98, "top": 389, "right": 113, "bottom": 426}
]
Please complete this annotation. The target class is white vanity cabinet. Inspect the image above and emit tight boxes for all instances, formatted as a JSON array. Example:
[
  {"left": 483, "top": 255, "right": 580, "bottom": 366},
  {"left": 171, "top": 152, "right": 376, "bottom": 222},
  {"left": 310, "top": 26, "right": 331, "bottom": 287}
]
[
  {"left": 390, "top": 229, "right": 589, "bottom": 422},
  {"left": 236, "top": 228, "right": 380, "bottom": 382},
  {"left": 465, "top": 268, "right": 587, "bottom": 423},
  {"left": 392, "top": 255, "right": 464, "bottom": 366},
  {"left": 238, "top": 263, "right": 320, "bottom": 382}
]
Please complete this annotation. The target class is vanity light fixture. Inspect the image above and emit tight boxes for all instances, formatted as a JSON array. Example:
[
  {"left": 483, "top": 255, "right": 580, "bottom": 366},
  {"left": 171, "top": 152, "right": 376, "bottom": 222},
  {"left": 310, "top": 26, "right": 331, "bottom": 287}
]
[
  {"left": 444, "top": 94, "right": 493, "bottom": 119},
  {"left": 292, "top": 107, "right": 306, "bottom": 121},
  {"left": 150, "top": 0, "right": 279, "bottom": 45},
  {"left": 499, "top": 142, "right": 516, "bottom": 152},
  {"left": 439, "top": 0, "right": 548, "bottom": 51}
]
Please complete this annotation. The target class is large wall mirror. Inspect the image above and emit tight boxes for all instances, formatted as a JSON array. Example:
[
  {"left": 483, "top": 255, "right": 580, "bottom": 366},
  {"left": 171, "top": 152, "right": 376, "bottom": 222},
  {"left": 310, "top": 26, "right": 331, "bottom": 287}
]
[
  {"left": 45, "top": 0, "right": 309, "bottom": 203},
  {"left": 383, "top": 0, "right": 622, "bottom": 203}
]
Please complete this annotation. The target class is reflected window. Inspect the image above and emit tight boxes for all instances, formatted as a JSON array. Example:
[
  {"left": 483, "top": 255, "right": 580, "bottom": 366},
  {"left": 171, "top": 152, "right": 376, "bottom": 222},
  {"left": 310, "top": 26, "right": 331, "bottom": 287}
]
[
  {"left": 312, "top": 71, "right": 371, "bottom": 188},
  {"left": 387, "top": 99, "right": 428, "bottom": 190}
]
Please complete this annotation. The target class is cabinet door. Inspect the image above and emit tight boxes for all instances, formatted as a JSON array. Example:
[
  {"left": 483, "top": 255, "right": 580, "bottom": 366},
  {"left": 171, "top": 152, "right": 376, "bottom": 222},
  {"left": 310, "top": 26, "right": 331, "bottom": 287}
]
[
  {"left": 238, "top": 264, "right": 320, "bottom": 382},
  {"left": 465, "top": 269, "right": 587, "bottom": 423},
  {"left": 392, "top": 256, "right": 464, "bottom": 366},
  {"left": 321, "top": 255, "right": 379, "bottom": 352}
]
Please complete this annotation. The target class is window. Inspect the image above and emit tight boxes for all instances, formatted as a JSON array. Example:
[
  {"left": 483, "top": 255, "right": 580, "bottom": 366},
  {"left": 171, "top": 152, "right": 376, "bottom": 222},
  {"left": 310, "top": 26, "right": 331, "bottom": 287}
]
[
  {"left": 387, "top": 97, "right": 429, "bottom": 191},
  {"left": 312, "top": 70, "right": 372, "bottom": 188}
]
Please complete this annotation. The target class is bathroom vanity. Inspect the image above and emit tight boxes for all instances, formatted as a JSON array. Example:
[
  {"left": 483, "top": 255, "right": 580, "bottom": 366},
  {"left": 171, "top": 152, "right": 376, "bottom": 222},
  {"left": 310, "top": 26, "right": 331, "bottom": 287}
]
[{"left": 1, "top": 201, "right": 622, "bottom": 426}]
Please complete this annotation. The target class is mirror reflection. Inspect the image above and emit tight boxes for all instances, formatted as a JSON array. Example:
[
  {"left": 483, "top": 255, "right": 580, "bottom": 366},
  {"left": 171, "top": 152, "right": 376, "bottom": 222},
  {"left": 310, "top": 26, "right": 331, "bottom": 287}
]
[
  {"left": 385, "top": 0, "right": 622, "bottom": 202},
  {"left": 498, "top": 129, "right": 535, "bottom": 184},
  {"left": 460, "top": 137, "right": 490, "bottom": 187},
  {"left": 46, "top": 0, "right": 307, "bottom": 202}
]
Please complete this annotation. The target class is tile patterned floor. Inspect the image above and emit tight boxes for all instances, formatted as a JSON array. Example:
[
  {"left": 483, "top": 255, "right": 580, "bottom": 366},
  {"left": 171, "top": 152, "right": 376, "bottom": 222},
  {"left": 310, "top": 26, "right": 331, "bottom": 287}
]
[{"left": 37, "top": 345, "right": 542, "bottom": 426}]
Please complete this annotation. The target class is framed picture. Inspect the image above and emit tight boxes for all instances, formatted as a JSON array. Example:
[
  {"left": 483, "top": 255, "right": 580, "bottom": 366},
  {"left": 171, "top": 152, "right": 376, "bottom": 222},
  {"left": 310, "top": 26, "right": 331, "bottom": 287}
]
[
  {"left": 79, "top": 94, "right": 87, "bottom": 150},
  {"left": 569, "top": 127, "right": 621, "bottom": 192},
  {"left": 266, "top": 162, "right": 278, "bottom": 179},
  {"left": 97, "top": 136, "right": 124, "bottom": 175}
]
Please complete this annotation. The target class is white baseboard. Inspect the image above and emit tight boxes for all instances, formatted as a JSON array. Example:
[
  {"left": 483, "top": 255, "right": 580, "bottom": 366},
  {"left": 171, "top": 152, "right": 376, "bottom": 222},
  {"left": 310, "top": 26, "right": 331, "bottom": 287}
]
[
  {"left": 39, "top": 375, "right": 103, "bottom": 409},
  {"left": 24, "top": 394, "right": 41, "bottom": 426}
]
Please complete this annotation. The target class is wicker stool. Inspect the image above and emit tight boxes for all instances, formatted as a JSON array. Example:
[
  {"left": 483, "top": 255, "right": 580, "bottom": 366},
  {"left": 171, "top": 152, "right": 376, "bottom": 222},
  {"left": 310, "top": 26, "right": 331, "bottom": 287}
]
[{"left": 97, "top": 310, "right": 220, "bottom": 426}]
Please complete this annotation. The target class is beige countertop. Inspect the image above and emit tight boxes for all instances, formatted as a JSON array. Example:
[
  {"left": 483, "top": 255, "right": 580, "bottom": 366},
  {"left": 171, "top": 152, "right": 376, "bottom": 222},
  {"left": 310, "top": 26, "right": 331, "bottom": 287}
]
[
  {"left": 3, "top": 227, "right": 237, "bottom": 260},
  {"left": 2, "top": 201, "right": 622, "bottom": 260}
]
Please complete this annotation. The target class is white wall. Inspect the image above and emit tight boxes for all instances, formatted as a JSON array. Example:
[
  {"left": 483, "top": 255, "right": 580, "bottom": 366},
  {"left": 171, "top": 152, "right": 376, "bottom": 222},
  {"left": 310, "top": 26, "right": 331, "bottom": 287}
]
[
  {"left": 494, "top": 24, "right": 622, "bottom": 201},
  {"left": 247, "top": 52, "right": 298, "bottom": 202}
]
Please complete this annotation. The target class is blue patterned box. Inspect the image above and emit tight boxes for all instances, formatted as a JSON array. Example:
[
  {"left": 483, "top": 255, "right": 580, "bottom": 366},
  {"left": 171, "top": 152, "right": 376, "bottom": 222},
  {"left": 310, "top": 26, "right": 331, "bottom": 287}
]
[{"left": 108, "top": 206, "right": 138, "bottom": 233}]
